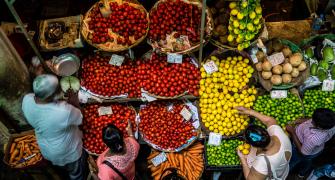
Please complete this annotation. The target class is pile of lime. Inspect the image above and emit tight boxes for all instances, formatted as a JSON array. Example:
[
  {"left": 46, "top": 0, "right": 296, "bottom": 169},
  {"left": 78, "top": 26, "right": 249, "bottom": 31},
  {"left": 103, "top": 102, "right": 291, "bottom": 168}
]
[
  {"left": 206, "top": 139, "right": 243, "bottom": 166},
  {"left": 227, "top": 0, "right": 263, "bottom": 51},
  {"left": 253, "top": 93, "right": 304, "bottom": 128},
  {"left": 303, "top": 89, "right": 335, "bottom": 117}
]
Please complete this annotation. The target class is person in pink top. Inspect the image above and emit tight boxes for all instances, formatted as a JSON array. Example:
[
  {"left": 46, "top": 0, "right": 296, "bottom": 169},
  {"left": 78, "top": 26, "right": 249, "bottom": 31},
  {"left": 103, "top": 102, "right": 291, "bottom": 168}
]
[
  {"left": 97, "top": 122, "right": 140, "bottom": 180},
  {"left": 286, "top": 108, "right": 335, "bottom": 178}
]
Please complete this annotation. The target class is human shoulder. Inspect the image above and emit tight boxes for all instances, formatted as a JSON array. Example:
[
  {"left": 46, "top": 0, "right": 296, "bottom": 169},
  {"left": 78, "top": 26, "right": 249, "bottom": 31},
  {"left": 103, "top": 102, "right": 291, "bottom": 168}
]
[{"left": 22, "top": 93, "right": 35, "bottom": 104}]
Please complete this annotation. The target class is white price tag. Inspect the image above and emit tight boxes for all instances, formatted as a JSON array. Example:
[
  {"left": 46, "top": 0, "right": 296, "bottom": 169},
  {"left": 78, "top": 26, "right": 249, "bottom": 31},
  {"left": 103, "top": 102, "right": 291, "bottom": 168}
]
[
  {"left": 180, "top": 107, "right": 192, "bottom": 121},
  {"left": 208, "top": 132, "right": 222, "bottom": 146},
  {"left": 203, "top": 61, "right": 218, "bottom": 74},
  {"left": 251, "top": 54, "right": 258, "bottom": 64},
  {"left": 141, "top": 92, "right": 157, "bottom": 102},
  {"left": 151, "top": 152, "right": 167, "bottom": 166},
  {"left": 267, "top": 52, "right": 285, "bottom": 66},
  {"left": 270, "top": 90, "right": 288, "bottom": 99},
  {"left": 167, "top": 53, "right": 183, "bottom": 64},
  {"left": 98, "top": 106, "right": 113, "bottom": 116},
  {"left": 322, "top": 80, "right": 335, "bottom": 91},
  {"left": 109, "top": 54, "right": 125, "bottom": 66}
]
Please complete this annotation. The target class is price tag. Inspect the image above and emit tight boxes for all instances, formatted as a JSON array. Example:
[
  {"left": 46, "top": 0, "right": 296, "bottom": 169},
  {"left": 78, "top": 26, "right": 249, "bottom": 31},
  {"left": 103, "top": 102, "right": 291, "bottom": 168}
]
[
  {"left": 192, "top": 120, "right": 200, "bottom": 129},
  {"left": 208, "top": 132, "right": 222, "bottom": 146},
  {"left": 98, "top": 106, "right": 113, "bottom": 116},
  {"left": 251, "top": 54, "right": 258, "bottom": 64},
  {"left": 180, "top": 107, "right": 192, "bottom": 121},
  {"left": 109, "top": 54, "right": 125, "bottom": 66},
  {"left": 203, "top": 61, "right": 218, "bottom": 74},
  {"left": 151, "top": 152, "right": 167, "bottom": 166},
  {"left": 322, "top": 80, "right": 335, "bottom": 91},
  {"left": 141, "top": 92, "right": 157, "bottom": 102},
  {"left": 270, "top": 90, "right": 288, "bottom": 99},
  {"left": 167, "top": 53, "right": 183, "bottom": 64},
  {"left": 267, "top": 52, "right": 285, "bottom": 66}
]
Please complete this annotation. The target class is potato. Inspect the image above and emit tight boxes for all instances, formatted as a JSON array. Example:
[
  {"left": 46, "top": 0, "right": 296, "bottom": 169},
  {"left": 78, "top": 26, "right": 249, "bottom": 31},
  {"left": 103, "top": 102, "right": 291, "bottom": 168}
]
[
  {"left": 283, "top": 63, "right": 293, "bottom": 74},
  {"left": 256, "top": 51, "right": 265, "bottom": 62},
  {"left": 255, "top": 63, "right": 263, "bottom": 71},
  {"left": 271, "top": 75, "right": 283, "bottom": 85},
  {"left": 291, "top": 68, "right": 300, "bottom": 78},
  {"left": 298, "top": 61, "right": 307, "bottom": 71},
  {"left": 262, "top": 71, "right": 272, "bottom": 80},
  {"left": 262, "top": 60, "right": 272, "bottom": 71},
  {"left": 282, "top": 46, "right": 292, "bottom": 57},
  {"left": 272, "top": 65, "right": 283, "bottom": 75},
  {"left": 289, "top": 53, "right": 303, "bottom": 67},
  {"left": 282, "top": 74, "right": 292, "bottom": 83}
]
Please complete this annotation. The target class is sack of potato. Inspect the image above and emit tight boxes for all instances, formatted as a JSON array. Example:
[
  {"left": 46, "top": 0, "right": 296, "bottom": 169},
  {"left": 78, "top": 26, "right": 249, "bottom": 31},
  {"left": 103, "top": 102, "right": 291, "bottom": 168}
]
[{"left": 253, "top": 38, "right": 310, "bottom": 91}]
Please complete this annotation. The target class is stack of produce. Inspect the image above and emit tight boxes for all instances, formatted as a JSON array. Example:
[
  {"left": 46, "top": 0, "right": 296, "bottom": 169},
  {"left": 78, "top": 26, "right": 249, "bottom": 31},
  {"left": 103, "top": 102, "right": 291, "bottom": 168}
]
[
  {"left": 255, "top": 39, "right": 307, "bottom": 87},
  {"left": 303, "top": 89, "right": 335, "bottom": 117},
  {"left": 140, "top": 52, "right": 200, "bottom": 97},
  {"left": 82, "top": 104, "right": 136, "bottom": 154},
  {"left": 227, "top": 0, "right": 263, "bottom": 50},
  {"left": 253, "top": 93, "right": 304, "bottom": 128},
  {"left": 206, "top": 139, "right": 242, "bottom": 166},
  {"left": 304, "top": 40, "right": 335, "bottom": 81},
  {"left": 6, "top": 135, "right": 42, "bottom": 168},
  {"left": 81, "top": 53, "right": 200, "bottom": 98},
  {"left": 139, "top": 102, "right": 197, "bottom": 150},
  {"left": 199, "top": 55, "right": 257, "bottom": 136},
  {"left": 148, "top": 142, "right": 204, "bottom": 180},
  {"left": 238, "top": 143, "right": 251, "bottom": 155},
  {"left": 84, "top": 1, "right": 148, "bottom": 49},
  {"left": 209, "top": 0, "right": 230, "bottom": 45}
]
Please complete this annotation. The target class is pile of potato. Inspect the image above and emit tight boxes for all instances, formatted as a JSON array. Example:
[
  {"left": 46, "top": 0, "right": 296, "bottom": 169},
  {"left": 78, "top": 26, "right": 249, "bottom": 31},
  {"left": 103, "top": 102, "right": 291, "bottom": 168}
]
[{"left": 255, "top": 39, "right": 307, "bottom": 85}]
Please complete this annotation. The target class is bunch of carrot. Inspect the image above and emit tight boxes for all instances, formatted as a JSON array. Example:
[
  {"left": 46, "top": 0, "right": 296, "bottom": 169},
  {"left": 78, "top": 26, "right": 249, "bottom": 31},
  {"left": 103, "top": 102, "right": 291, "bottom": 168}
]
[
  {"left": 8, "top": 135, "right": 42, "bottom": 168},
  {"left": 147, "top": 142, "right": 204, "bottom": 180}
]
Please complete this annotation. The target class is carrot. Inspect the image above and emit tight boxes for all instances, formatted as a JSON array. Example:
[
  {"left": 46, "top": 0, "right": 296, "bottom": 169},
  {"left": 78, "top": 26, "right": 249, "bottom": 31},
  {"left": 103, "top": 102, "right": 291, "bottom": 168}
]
[
  {"left": 14, "top": 135, "right": 33, "bottom": 142},
  {"left": 147, "top": 151, "right": 160, "bottom": 160},
  {"left": 179, "top": 153, "right": 184, "bottom": 173},
  {"left": 17, "top": 142, "right": 24, "bottom": 161},
  {"left": 10, "top": 143, "right": 16, "bottom": 153},
  {"left": 168, "top": 153, "right": 176, "bottom": 167},
  {"left": 151, "top": 164, "right": 163, "bottom": 177},
  {"left": 188, "top": 149, "right": 203, "bottom": 154},
  {"left": 9, "top": 149, "right": 19, "bottom": 163}
]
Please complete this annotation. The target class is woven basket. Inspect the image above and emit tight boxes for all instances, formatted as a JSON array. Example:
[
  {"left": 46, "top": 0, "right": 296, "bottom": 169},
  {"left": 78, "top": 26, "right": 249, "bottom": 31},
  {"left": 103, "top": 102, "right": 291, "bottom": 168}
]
[
  {"left": 81, "top": 0, "right": 149, "bottom": 52},
  {"left": 147, "top": 0, "right": 214, "bottom": 54},
  {"left": 256, "top": 38, "right": 310, "bottom": 91}
]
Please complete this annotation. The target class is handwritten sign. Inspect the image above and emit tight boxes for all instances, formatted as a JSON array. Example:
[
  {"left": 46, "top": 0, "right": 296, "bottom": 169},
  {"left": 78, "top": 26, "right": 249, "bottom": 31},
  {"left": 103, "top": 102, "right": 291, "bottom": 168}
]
[
  {"left": 98, "top": 106, "right": 113, "bottom": 116},
  {"left": 109, "top": 54, "right": 125, "bottom": 66},
  {"left": 322, "top": 80, "right": 335, "bottom": 91},
  {"left": 203, "top": 61, "right": 218, "bottom": 74},
  {"left": 167, "top": 53, "right": 183, "bottom": 64},
  {"left": 208, "top": 132, "right": 222, "bottom": 146},
  {"left": 270, "top": 90, "right": 288, "bottom": 99},
  {"left": 180, "top": 107, "right": 192, "bottom": 121},
  {"left": 151, "top": 152, "right": 167, "bottom": 166},
  {"left": 267, "top": 52, "right": 285, "bottom": 66}
]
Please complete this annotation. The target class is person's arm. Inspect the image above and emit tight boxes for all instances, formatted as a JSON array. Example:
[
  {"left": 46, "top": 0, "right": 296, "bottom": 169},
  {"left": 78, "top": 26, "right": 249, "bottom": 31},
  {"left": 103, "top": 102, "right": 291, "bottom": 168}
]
[
  {"left": 235, "top": 106, "right": 277, "bottom": 127},
  {"left": 286, "top": 125, "right": 303, "bottom": 153},
  {"left": 237, "top": 149, "right": 266, "bottom": 180},
  {"left": 66, "top": 89, "right": 80, "bottom": 109}
]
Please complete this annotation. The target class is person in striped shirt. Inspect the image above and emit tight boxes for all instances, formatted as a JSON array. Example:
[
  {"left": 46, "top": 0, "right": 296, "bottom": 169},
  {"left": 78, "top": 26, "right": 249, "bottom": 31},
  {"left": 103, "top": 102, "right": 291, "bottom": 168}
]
[{"left": 286, "top": 108, "right": 335, "bottom": 178}]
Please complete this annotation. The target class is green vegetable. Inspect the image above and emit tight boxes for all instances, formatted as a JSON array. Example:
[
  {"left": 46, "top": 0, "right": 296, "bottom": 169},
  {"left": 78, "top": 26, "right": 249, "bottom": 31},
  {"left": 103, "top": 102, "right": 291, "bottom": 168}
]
[
  {"left": 253, "top": 93, "right": 304, "bottom": 129},
  {"left": 60, "top": 76, "right": 80, "bottom": 92},
  {"left": 306, "top": 47, "right": 314, "bottom": 58},
  {"left": 303, "top": 90, "right": 335, "bottom": 117},
  {"left": 206, "top": 139, "right": 243, "bottom": 166},
  {"left": 331, "top": 65, "right": 335, "bottom": 80},
  {"left": 310, "top": 63, "right": 318, "bottom": 76},
  {"left": 317, "top": 68, "right": 328, "bottom": 81},
  {"left": 322, "top": 46, "right": 335, "bottom": 63},
  {"left": 319, "top": 60, "right": 329, "bottom": 70}
]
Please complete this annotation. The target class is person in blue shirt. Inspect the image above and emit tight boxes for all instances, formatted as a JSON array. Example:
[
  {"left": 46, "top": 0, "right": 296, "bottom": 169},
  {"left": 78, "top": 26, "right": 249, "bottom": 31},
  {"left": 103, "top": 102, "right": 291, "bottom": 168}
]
[{"left": 22, "top": 74, "right": 87, "bottom": 180}]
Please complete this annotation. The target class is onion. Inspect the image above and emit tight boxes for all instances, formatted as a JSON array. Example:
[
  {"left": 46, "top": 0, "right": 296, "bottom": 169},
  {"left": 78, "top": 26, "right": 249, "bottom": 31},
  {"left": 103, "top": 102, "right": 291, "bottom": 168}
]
[
  {"left": 289, "top": 53, "right": 303, "bottom": 67},
  {"left": 262, "top": 71, "right": 272, "bottom": 80},
  {"left": 282, "top": 46, "right": 292, "bottom": 57},
  {"left": 298, "top": 61, "right": 307, "bottom": 71},
  {"left": 282, "top": 74, "right": 292, "bottom": 83},
  {"left": 262, "top": 60, "right": 272, "bottom": 71},
  {"left": 291, "top": 68, "right": 300, "bottom": 78},
  {"left": 255, "top": 63, "right": 263, "bottom": 71},
  {"left": 272, "top": 65, "right": 283, "bottom": 75},
  {"left": 60, "top": 76, "right": 80, "bottom": 92},
  {"left": 283, "top": 63, "right": 293, "bottom": 74},
  {"left": 271, "top": 75, "right": 283, "bottom": 85},
  {"left": 256, "top": 51, "right": 265, "bottom": 62}
]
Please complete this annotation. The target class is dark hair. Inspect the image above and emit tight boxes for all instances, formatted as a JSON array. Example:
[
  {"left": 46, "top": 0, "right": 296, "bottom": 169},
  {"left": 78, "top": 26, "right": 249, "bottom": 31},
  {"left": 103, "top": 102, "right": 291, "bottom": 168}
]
[
  {"left": 244, "top": 125, "right": 270, "bottom": 149},
  {"left": 161, "top": 168, "right": 186, "bottom": 180},
  {"left": 312, "top": 108, "right": 335, "bottom": 130},
  {"left": 102, "top": 124, "right": 124, "bottom": 153}
]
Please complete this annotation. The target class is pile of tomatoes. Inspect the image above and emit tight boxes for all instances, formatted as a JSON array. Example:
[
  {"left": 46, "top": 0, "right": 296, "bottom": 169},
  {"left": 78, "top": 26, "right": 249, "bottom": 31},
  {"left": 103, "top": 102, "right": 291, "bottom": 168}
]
[
  {"left": 139, "top": 102, "right": 197, "bottom": 150},
  {"left": 82, "top": 104, "right": 136, "bottom": 154}
]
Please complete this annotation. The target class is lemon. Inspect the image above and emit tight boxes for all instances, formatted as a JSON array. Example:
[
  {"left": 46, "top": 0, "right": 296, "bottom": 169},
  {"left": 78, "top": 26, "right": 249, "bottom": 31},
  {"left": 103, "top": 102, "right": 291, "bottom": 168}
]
[
  {"left": 205, "top": 122, "right": 210, "bottom": 127},
  {"left": 241, "top": 1, "right": 248, "bottom": 8},
  {"left": 227, "top": 34, "right": 234, "bottom": 42},
  {"left": 209, "top": 126, "right": 214, "bottom": 131},
  {"left": 238, "top": 145, "right": 244, "bottom": 151},
  {"left": 237, "top": 12, "right": 244, "bottom": 20},
  {"left": 242, "top": 149, "right": 250, "bottom": 155},
  {"left": 244, "top": 144, "right": 251, "bottom": 149},
  {"left": 231, "top": 9, "right": 238, "bottom": 16},
  {"left": 247, "top": 23, "right": 254, "bottom": 31},
  {"left": 253, "top": 18, "right": 260, "bottom": 25},
  {"left": 255, "top": 6, "right": 262, "bottom": 14},
  {"left": 233, "top": 20, "right": 239, "bottom": 28},
  {"left": 239, "top": 23, "right": 246, "bottom": 30},
  {"left": 237, "top": 44, "right": 244, "bottom": 51},
  {"left": 229, "top": 2, "right": 237, "bottom": 9},
  {"left": 236, "top": 37, "right": 242, "bottom": 43},
  {"left": 249, "top": 11, "right": 256, "bottom": 19}
]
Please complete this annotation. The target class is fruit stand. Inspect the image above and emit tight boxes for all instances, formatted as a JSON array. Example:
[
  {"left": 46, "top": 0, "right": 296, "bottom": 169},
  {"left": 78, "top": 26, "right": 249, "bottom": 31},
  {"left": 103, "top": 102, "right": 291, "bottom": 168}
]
[{"left": 2, "top": 0, "right": 335, "bottom": 179}]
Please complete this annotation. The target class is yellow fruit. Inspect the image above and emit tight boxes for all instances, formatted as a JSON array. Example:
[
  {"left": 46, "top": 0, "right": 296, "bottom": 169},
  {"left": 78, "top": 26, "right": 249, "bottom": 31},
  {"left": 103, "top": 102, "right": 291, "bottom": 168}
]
[
  {"left": 253, "top": 18, "right": 260, "bottom": 25},
  {"left": 249, "top": 11, "right": 256, "bottom": 19},
  {"left": 227, "top": 34, "right": 234, "bottom": 42},
  {"left": 231, "top": 9, "right": 238, "bottom": 16},
  {"left": 241, "top": 1, "right": 248, "bottom": 8},
  {"left": 242, "top": 149, "right": 250, "bottom": 155},
  {"left": 255, "top": 6, "right": 262, "bottom": 14},
  {"left": 244, "top": 144, "right": 251, "bottom": 149},
  {"left": 233, "top": 20, "right": 239, "bottom": 28},
  {"left": 229, "top": 2, "right": 237, "bottom": 9},
  {"left": 237, "top": 13, "right": 244, "bottom": 20},
  {"left": 247, "top": 23, "right": 254, "bottom": 31},
  {"left": 238, "top": 145, "right": 244, "bottom": 151}
]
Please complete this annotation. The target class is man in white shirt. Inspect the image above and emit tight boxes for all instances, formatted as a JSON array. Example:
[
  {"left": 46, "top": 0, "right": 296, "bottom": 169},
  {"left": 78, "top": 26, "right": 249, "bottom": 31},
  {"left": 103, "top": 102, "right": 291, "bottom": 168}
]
[{"left": 22, "top": 74, "right": 87, "bottom": 180}]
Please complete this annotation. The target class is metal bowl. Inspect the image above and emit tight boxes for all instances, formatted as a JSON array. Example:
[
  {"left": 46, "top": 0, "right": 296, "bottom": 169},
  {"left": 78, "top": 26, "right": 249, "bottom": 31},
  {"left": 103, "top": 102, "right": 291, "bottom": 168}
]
[{"left": 52, "top": 53, "right": 80, "bottom": 76}]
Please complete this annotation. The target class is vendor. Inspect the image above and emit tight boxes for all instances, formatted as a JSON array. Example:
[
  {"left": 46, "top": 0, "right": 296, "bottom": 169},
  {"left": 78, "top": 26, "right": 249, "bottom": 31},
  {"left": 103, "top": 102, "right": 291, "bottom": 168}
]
[
  {"left": 286, "top": 108, "right": 335, "bottom": 178},
  {"left": 97, "top": 123, "right": 139, "bottom": 180},
  {"left": 21, "top": 74, "right": 87, "bottom": 180},
  {"left": 235, "top": 106, "right": 292, "bottom": 180}
]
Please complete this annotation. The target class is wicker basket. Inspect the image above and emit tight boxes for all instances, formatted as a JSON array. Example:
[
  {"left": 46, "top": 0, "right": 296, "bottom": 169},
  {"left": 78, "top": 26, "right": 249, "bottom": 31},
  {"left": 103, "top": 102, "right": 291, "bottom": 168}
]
[
  {"left": 147, "top": 0, "right": 214, "bottom": 54},
  {"left": 256, "top": 38, "right": 310, "bottom": 91},
  {"left": 81, "top": 0, "right": 149, "bottom": 52}
]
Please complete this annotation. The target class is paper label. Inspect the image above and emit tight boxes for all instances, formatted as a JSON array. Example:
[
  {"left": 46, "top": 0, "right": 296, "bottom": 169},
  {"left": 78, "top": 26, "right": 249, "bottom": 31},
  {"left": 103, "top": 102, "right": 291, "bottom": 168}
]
[
  {"left": 167, "top": 53, "right": 183, "bottom": 64},
  {"left": 322, "top": 80, "right": 335, "bottom": 91},
  {"left": 98, "top": 106, "right": 113, "bottom": 116},
  {"left": 151, "top": 152, "right": 167, "bottom": 166},
  {"left": 203, "top": 61, "right": 218, "bottom": 74},
  {"left": 270, "top": 90, "right": 288, "bottom": 99},
  {"left": 267, "top": 52, "right": 285, "bottom": 66},
  {"left": 78, "top": 90, "right": 90, "bottom": 103},
  {"left": 109, "top": 54, "right": 125, "bottom": 66},
  {"left": 192, "top": 120, "right": 200, "bottom": 129},
  {"left": 180, "top": 107, "right": 192, "bottom": 121},
  {"left": 141, "top": 92, "right": 157, "bottom": 102},
  {"left": 251, "top": 54, "right": 258, "bottom": 64},
  {"left": 208, "top": 132, "right": 222, "bottom": 146}
]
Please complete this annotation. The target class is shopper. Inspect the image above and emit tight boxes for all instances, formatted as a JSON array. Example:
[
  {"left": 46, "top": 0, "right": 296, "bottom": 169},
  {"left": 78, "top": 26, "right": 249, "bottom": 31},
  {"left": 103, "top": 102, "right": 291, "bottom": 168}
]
[
  {"left": 235, "top": 106, "right": 292, "bottom": 180},
  {"left": 97, "top": 122, "right": 140, "bottom": 180},
  {"left": 22, "top": 74, "right": 87, "bottom": 180},
  {"left": 286, "top": 108, "right": 335, "bottom": 178},
  {"left": 307, "top": 162, "right": 335, "bottom": 180}
]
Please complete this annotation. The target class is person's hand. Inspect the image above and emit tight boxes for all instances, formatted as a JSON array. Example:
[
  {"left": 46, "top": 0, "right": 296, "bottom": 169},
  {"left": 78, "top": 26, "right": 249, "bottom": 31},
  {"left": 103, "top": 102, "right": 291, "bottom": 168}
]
[
  {"left": 66, "top": 89, "right": 80, "bottom": 108},
  {"left": 237, "top": 148, "right": 247, "bottom": 163},
  {"left": 235, "top": 106, "right": 251, "bottom": 115},
  {"left": 286, "top": 125, "right": 295, "bottom": 134}
]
